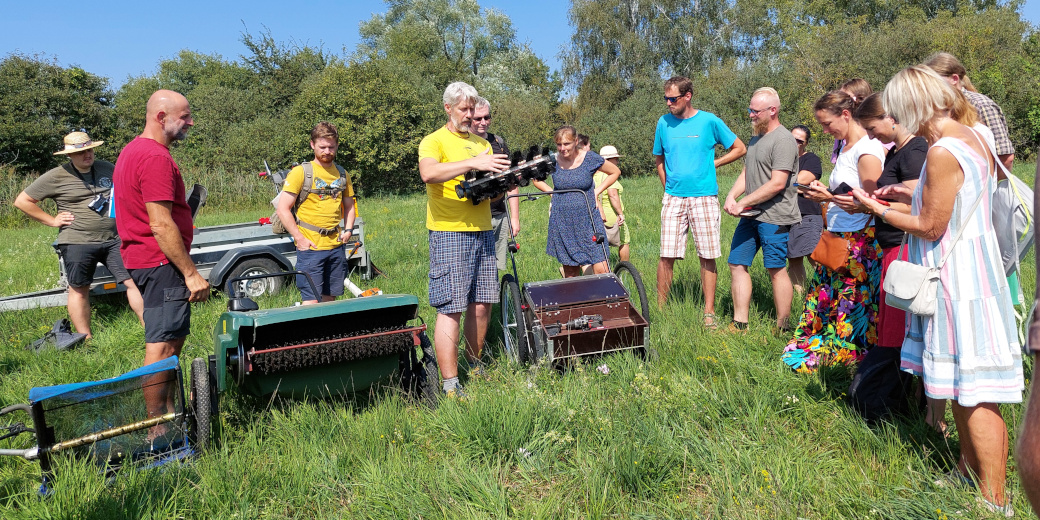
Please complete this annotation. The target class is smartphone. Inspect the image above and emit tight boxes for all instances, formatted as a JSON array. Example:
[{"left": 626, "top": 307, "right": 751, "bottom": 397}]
[
  {"left": 829, "top": 182, "right": 853, "bottom": 196},
  {"left": 792, "top": 183, "right": 809, "bottom": 189}
]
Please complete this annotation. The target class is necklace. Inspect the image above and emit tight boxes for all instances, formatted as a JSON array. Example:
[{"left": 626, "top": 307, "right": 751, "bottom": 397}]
[{"left": 894, "top": 133, "right": 914, "bottom": 151}]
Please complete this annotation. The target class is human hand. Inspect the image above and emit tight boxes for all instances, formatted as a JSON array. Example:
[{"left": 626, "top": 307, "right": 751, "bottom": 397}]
[
  {"left": 722, "top": 198, "right": 742, "bottom": 217},
  {"left": 295, "top": 236, "right": 316, "bottom": 251},
  {"left": 52, "top": 211, "right": 75, "bottom": 228},
  {"left": 831, "top": 194, "right": 863, "bottom": 213},
  {"left": 337, "top": 230, "right": 352, "bottom": 243},
  {"left": 510, "top": 219, "right": 520, "bottom": 238},
  {"left": 850, "top": 188, "right": 887, "bottom": 216},
  {"left": 801, "top": 181, "right": 833, "bottom": 203},
  {"left": 616, "top": 214, "right": 625, "bottom": 226},
  {"left": 185, "top": 272, "right": 211, "bottom": 302},
  {"left": 874, "top": 183, "right": 913, "bottom": 204},
  {"left": 473, "top": 150, "right": 511, "bottom": 173}
]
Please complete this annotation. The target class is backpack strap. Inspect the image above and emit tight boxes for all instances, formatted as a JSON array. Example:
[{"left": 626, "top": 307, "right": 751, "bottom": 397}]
[{"left": 292, "top": 161, "right": 346, "bottom": 236}]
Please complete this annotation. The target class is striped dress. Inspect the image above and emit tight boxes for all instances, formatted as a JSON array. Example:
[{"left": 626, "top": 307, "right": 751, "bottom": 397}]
[{"left": 900, "top": 135, "right": 1023, "bottom": 406}]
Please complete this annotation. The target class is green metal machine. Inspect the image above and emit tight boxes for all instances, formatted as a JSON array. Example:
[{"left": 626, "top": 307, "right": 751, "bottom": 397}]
[{"left": 190, "top": 273, "right": 437, "bottom": 449}]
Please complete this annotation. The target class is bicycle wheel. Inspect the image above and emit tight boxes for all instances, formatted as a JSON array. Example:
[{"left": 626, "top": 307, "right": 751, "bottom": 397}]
[
  {"left": 613, "top": 261, "right": 650, "bottom": 324},
  {"left": 500, "top": 274, "right": 530, "bottom": 364}
]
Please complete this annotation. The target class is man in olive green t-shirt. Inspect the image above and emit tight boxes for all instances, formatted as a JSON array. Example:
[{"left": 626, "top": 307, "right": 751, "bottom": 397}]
[{"left": 14, "top": 132, "right": 144, "bottom": 339}]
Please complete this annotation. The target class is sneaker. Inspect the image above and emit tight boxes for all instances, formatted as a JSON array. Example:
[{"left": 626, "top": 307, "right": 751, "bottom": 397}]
[
  {"left": 469, "top": 362, "right": 487, "bottom": 378},
  {"left": 702, "top": 313, "right": 719, "bottom": 331},
  {"left": 443, "top": 387, "right": 469, "bottom": 401},
  {"left": 933, "top": 469, "right": 976, "bottom": 489},
  {"left": 977, "top": 496, "right": 1014, "bottom": 517},
  {"left": 726, "top": 321, "right": 749, "bottom": 334}
]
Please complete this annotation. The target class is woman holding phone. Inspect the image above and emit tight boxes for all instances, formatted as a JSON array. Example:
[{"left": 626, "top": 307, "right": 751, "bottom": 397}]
[{"left": 781, "top": 90, "right": 885, "bottom": 373}]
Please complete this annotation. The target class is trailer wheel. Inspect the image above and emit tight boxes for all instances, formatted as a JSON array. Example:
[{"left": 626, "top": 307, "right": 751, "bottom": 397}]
[
  {"left": 613, "top": 261, "right": 650, "bottom": 324},
  {"left": 418, "top": 332, "right": 439, "bottom": 407},
  {"left": 500, "top": 275, "right": 530, "bottom": 364},
  {"left": 190, "top": 357, "right": 211, "bottom": 452},
  {"left": 225, "top": 258, "right": 283, "bottom": 297}
]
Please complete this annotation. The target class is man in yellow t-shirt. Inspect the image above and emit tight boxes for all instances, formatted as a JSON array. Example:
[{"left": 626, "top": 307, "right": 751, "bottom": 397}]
[
  {"left": 418, "top": 81, "right": 510, "bottom": 396},
  {"left": 275, "top": 121, "right": 356, "bottom": 304}
]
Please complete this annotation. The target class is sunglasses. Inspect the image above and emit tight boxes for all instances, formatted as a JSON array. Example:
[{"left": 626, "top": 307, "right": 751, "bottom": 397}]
[
  {"left": 472, "top": 116, "right": 491, "bottom": 122},
  {"left": 664, "top": 95, "right": 682, "bottom": 103},
  {"left": 794, "top": 138, "right": 806, "bottom": 145},
  {"left": 748, "top": 106, "right": 774, "bottom": 116}
]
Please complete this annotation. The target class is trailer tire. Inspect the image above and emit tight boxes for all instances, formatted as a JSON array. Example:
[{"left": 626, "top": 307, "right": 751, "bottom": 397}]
[
  {"left": 190, "top": 357, "right": 211, "bottom": 452},
  {"left": 225, "top": 258, "right": 283, "bottom": 297},
  {"left": 613, "top": 261, "right": 650, "bottom": 324}
]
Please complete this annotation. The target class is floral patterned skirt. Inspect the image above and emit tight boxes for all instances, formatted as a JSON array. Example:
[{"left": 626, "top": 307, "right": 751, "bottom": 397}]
[{"left": 782, "top": 226, "right": 882, "bottom": 373}]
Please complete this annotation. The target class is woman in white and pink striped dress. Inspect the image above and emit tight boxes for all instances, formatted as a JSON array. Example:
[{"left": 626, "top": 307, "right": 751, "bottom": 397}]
[{"left": 853, "top": 65, "right": 1022, "bottom": 516}]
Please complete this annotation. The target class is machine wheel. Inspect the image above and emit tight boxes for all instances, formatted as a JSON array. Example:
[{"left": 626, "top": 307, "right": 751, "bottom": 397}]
[
  {"left": 190, "top": 357, "right": 211, "bottom": 452},
  {"left": 225, "top": 258, "right": 283, "bottom": 297},
  {"left": 418, "top": 332, "right": 440, "bottom": 407},
  {"left": 500, "top": 275, "right": 530, "bottom": 364},
  {"left": 613, "top": 261, "right": 650, "bottom": 324}
]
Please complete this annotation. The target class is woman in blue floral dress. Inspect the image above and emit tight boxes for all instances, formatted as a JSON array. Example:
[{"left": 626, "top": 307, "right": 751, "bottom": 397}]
[{"left": 533, "top": 126, "right": 620, "bottom": 277}]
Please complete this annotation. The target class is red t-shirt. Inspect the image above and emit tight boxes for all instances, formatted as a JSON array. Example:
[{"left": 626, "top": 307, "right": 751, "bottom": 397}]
[{"left": 114, "top": 137, "right": 193, "bottom": 269}]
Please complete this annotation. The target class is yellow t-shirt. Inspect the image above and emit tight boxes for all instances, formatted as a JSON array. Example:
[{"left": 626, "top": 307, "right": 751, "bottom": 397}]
[
  {"left": 417, "top": 126, "right": 492, "bottom": 232},
  {"left": 282, "top": 161, "right": 355, "bottom": 250},
  {"left": 593, "top": 171, "right": 625, "bottom": 227}
]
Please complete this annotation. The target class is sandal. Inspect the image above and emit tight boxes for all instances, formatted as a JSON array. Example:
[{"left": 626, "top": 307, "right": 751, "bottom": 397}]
[{"left": 703, "top": 313, "right": 719, "bottom": 331}]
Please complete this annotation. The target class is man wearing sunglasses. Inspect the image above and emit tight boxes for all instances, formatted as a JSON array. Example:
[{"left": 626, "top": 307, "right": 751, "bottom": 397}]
[
  {"left": 471, "top": 97, "right": 519, "bottom": 273},
  {"left": 653, "top": 76, "right": 746, "bottom": 329}
]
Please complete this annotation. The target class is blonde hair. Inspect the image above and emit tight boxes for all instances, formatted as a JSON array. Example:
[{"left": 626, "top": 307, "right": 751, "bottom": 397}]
[
  {"left": 752, "top": 87, "right": 781, "bottom": 110},
  {"left": 840, "top": 78, "right": 873, "bottom": 106},
  {"left": 924, "top": 52, "right": 978, "bottom": 93},
  {"left": 882, "top": 65, "right": 957, "bottom": 137}
]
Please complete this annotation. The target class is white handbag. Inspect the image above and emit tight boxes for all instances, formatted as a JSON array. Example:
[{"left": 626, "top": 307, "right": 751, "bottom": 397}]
[{"left": 884, "top": 165, "right": 988, "bottom": 316}]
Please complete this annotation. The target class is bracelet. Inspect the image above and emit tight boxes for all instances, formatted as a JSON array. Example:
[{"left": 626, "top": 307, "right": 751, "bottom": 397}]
[{"left": 879, "top": 208, "right": 893, "bottom": 223}]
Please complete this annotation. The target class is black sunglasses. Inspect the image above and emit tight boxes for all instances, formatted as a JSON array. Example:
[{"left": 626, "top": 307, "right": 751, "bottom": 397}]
[
  {"left": 473, "top": 116, "right": 491, "bottom": 122},
  {"left": 664, "top": 95, "right": 681, "bottom": 103},
  {"left": 794, "top": 138, "right": 806, "bottom": 145}
]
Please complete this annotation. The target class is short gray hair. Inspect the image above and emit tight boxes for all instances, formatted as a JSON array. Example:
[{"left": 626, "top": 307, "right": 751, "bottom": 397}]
[
  {"left": 474, "top": 96, "right": 490, "bottom": 112},
  {"left": 443, "top": 82, "right": 479, "bottom": 108}
]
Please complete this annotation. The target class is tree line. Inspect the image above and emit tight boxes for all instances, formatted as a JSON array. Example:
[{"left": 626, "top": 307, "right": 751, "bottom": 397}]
[{"left": 1, "top": 0, "right": 1037, "bottom": 198}]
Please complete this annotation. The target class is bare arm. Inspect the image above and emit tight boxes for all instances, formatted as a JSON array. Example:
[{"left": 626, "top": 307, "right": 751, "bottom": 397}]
[
  {"left": 722, "top": 167, "right": 748, "bottom": 216},
  {"left": 275, "top": 191, "right": 314, "bottom": 251},
  {"left": 655, "top": 155, "right": 666, "bottom": 188},
  {"left": 795, "top": 170, "right": 817, "bottom": 185},
  {"left": 852, "top": 147, "right": 961, "bottom": 241},
  {"left": 146, "top": 201, "right": 209, "bottom": 301},
  {"left": 715, "top": 138, "right": 747, "bottom": 169},
  {"left": 418, "top": 152, "right": 510, "bottom": 184},
  {"left": 833, "top": 153, "right": 884, "bottom": 213},
  {"left": 1020, "top": 150, "right": 1040, "bottom": 511},
  {"left": 593, "top": 160, "right": 621, "bottom": 198},
  {"left": 737, "top": 170, "right": 792, "bottom": 208},
  {"left": 998, "top": 153, "right": 1013, "bottom": 174},
  {"left": 507, "top": 187, "right": 520, "bottom": 236},
  {"left": 14, "top": 191, "right": 73, "bottom": 228},
  {"left": 339, "top": 196, "right": 356, "bottom": 244},
  {"left": 532, "top": 179, "right": 552, "bottom": 192}
]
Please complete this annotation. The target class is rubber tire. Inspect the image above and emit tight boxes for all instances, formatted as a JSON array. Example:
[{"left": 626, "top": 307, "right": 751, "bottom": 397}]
[
  {"left": 418, "top": 332, "right": 440, "bottom": 407},
  {"left": 613, "top": 261, "right": 650, "bottom": 324},
  {"left": 190, "top": 357, "right": 211, "bottom": 452},
  {"left": 225, "top": 258, "right": 283, "bottom": 297},
  {"left": 500, "top": 274, "right": 530, "bottom": 364}
]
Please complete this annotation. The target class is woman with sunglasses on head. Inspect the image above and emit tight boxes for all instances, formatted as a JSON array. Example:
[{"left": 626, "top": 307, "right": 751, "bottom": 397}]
[
  {"left": 853, "top": 66, "right": 1022, "bottom": 516},
  {"left": 786, "top": 125, "right": 824, "bottom": 296},
  {"left": 844, "top": 93, "right": 927, "bottom": 423},
  {"left": 533, "top": 126, "right": 620, "bottom": 277},
  {"left": 782, "top": 90, "right": 885, "bottom": 374}
]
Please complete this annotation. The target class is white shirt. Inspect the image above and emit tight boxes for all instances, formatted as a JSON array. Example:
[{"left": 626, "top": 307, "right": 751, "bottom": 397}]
[{"left": 827, "top": 135, "right": 886, "bottom": 232}]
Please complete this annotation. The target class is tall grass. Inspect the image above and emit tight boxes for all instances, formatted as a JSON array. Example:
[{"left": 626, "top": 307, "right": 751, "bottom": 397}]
[{"left": 0, "top": 162, "right": 1035, "bottom": 518}]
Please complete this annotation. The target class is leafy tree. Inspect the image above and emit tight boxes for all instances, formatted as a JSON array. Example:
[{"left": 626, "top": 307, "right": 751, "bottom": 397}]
[{"left": 0, "top": 54, "right": 114, "bottom": 172}]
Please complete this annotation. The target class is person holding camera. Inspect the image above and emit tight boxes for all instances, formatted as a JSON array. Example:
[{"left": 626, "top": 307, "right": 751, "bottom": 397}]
[{"left": 14, "top": 131, "right": 144, "bottom": 339}]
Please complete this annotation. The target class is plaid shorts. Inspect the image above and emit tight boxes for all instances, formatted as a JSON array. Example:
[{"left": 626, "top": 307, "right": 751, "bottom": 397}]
[
  {"left": 428, "top": 230, "right": 498, "bottom": 314},
  {"left": 660, "top": 194, "right": 721, "bottom": 259}
]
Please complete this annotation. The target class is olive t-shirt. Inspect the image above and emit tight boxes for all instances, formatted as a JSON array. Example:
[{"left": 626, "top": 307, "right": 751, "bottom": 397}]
[
  {"left": 743, "top": 125, "right": 800, "bottom": 225},
  {"left": 23, "top": 161, "right": 117, "bottom": 244}
]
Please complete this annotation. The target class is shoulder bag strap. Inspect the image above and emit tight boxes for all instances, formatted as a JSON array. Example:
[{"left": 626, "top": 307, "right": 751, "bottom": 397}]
[{"left": 935, "top": 130, "right": 992, "bottom": 269}]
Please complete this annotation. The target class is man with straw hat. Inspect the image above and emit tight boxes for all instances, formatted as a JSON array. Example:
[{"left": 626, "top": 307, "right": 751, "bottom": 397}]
[{"left": 14, "top": 131, "right": 145, "bottom": 341}]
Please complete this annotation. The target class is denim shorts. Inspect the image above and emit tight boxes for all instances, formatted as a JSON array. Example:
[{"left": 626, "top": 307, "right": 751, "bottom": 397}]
[
  {"left": 295, "top": 246, "right": 346, "bottom": 301},
  {"left": 428, "top": 230, "right": 497, "bottom": 314},
  {"left": 727, "top": 218, "right": 790, "bottom": 269}
]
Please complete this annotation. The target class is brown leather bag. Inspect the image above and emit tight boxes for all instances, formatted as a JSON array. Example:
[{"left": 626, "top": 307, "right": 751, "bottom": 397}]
[{"left": 811, "top": 230, "right": 850, "bottom": 271}]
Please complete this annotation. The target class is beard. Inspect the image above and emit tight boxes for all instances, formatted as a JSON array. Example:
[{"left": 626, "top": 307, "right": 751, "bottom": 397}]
[{"left": 752, "top": 118, "right": 770, "bottom": 135}]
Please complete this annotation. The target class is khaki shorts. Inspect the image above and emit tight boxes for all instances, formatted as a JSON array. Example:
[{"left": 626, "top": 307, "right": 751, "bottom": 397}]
[
  {"left": 660, "top": 194, "right": 721, "bottom": 259},
  {"left": 605, "top": 221, "right": 630, "bottom": 247}
]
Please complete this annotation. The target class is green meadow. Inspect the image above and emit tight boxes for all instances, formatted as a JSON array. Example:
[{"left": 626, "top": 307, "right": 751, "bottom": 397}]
[{"left": 0, "top": 162, "right": 1036, "bottom": 519}]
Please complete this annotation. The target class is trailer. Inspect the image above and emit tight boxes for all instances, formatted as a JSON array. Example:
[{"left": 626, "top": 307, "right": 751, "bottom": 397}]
[{"left": 0, "top": 218, "right": 374, "bottom": 312}]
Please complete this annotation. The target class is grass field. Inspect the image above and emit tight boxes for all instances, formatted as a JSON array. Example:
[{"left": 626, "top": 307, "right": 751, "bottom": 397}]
[{"left": 0, "top": 162, "right": 1036, "bottom": 519}]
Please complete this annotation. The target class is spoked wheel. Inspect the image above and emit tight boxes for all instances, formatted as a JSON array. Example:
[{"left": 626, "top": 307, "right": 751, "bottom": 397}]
[
  {"left": 500, "top": 274, "right": 530, "bottom": 364},
  {"left": 189, "top": 357, "right": 211, "bottom": 452},
  {"left": 613, "top": 261, "right": 650, "bottom": 324}
]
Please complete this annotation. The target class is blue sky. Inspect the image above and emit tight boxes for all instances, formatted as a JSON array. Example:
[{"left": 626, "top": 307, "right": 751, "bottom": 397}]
[{"left": 1, "top": 0, "right": 1037, "bottom": 89}]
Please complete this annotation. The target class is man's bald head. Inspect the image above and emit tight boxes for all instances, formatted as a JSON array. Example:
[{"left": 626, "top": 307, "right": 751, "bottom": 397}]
[{"left": 142, "top": 89, "right": 193, "bottom": 145}]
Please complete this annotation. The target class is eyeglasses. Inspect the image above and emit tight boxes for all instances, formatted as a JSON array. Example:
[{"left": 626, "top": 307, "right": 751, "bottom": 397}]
[
  {"left": 664, "top": 95, "right": 683, "bottom": 103},
  {"left": 473, "top": 116, "right": 491, "bottom": 122},
  {"left": 748, "top": 106, "right": 774, "bottom": 116},
  {"left": 794, "top": 138, "right": 806, "bottom": 145}
]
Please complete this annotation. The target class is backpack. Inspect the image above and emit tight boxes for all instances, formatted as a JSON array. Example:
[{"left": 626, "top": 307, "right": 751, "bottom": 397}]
[{"left": 271, "top": 162, "right": 348, "bottom": 235}]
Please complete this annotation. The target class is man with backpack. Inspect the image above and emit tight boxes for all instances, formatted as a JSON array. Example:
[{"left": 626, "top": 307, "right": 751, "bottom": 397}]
[{"left": 275, "top": 121, "right": 356, "bottom": 304}]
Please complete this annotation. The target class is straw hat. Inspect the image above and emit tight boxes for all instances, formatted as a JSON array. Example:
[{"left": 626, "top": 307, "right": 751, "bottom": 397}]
[
  {"left": 53, "top": 132, "right": 104, "bottom": 155},
  {"left": 599, "top": 145, "right": 622, "bottom": 159}
]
